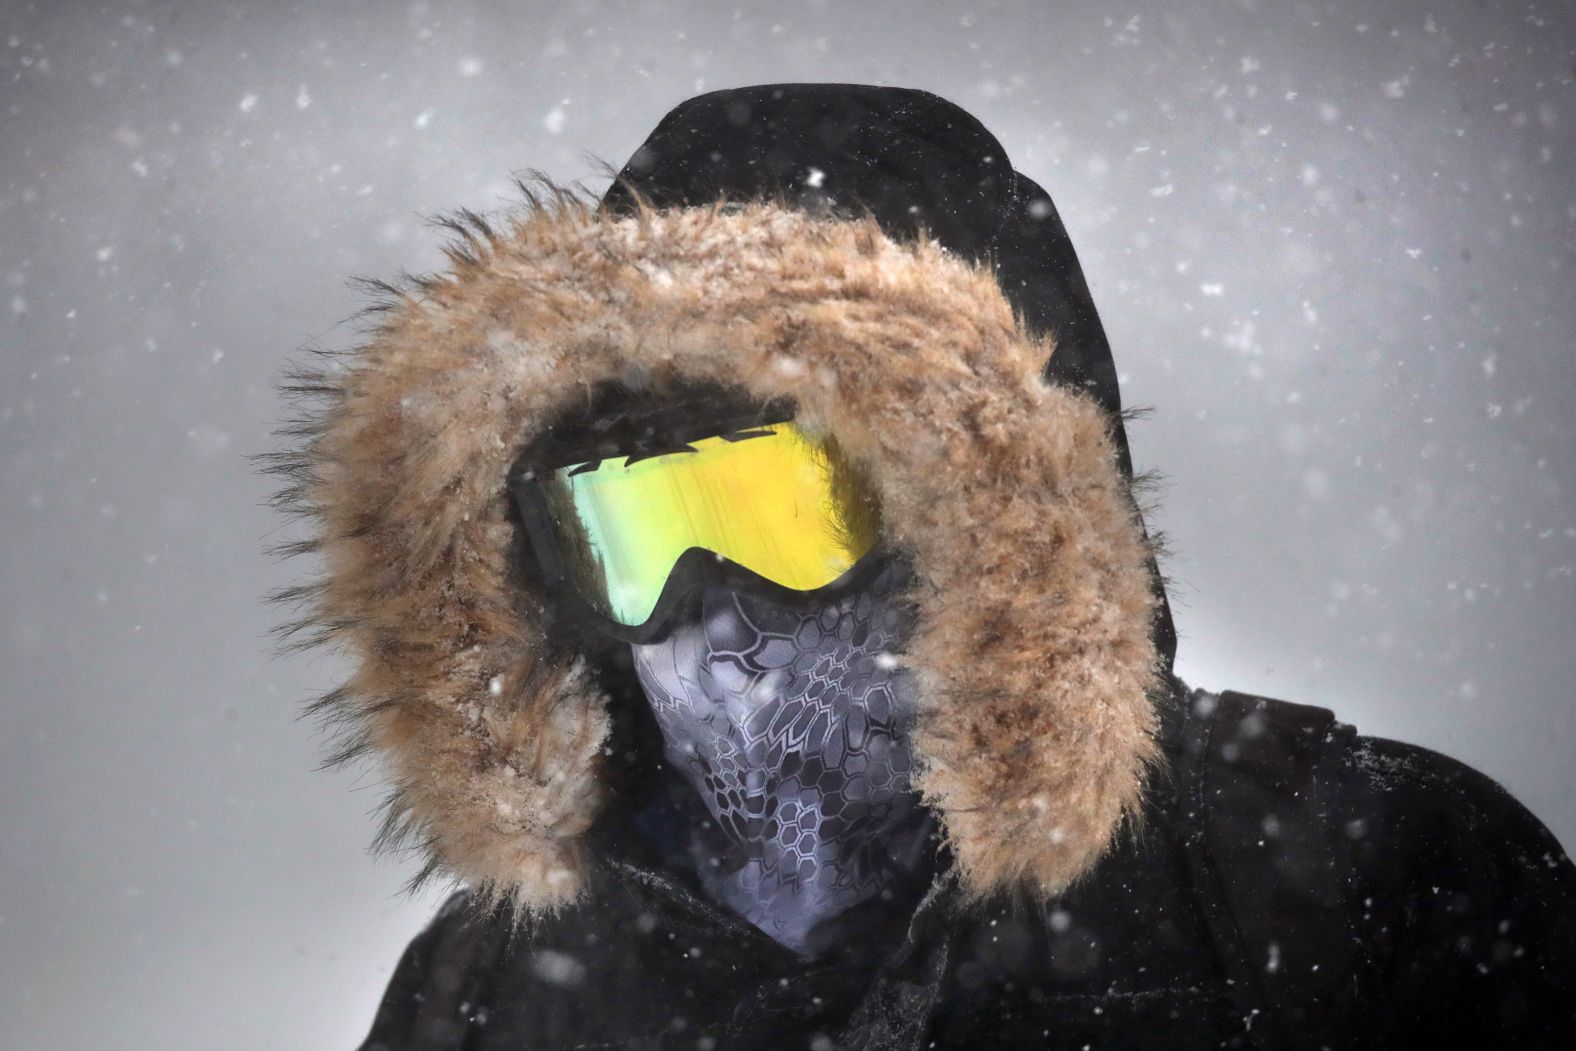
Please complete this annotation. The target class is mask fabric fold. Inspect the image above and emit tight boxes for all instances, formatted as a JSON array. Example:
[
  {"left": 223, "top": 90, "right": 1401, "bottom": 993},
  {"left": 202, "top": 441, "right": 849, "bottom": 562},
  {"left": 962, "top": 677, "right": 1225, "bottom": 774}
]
[{"left": 630, "top": 559, "right": 937, "bottom": 955}]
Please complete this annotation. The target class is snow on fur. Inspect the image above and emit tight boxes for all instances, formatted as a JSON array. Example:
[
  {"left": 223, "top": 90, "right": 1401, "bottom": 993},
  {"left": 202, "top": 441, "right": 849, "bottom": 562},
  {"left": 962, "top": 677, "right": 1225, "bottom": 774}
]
[{"left": 266, "top": 190, "right": 1163, "bottom": 915}]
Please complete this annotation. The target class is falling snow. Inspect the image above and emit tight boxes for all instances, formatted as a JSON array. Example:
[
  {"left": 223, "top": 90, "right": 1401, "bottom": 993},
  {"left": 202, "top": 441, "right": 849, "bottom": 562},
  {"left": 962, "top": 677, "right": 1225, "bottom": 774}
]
[{"left": 2, "top": 4, "right": 1573, "bottom": 1050}]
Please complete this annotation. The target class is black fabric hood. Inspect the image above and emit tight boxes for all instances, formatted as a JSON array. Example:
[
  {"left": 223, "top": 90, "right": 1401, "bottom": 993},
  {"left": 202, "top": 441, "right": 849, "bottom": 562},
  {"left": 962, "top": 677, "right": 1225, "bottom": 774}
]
[
  {"left": 279, "top": 83, "right": 1169, "bottom": 911},
  {"left": 602, "top": 83, "right": 1176, "bottom": 667}
]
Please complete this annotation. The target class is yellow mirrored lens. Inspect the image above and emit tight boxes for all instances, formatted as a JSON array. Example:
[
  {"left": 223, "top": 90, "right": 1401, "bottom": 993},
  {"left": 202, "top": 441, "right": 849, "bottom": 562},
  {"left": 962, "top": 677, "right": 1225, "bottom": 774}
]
[{"left": 539, "top": 424, "right": 879, "bottom": 626}]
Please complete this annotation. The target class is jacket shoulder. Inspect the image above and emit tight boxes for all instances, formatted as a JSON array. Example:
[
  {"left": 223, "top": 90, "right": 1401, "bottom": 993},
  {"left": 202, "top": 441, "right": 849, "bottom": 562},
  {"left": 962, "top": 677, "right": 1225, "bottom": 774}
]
[
  {"left": 358, "top": 891, "right": 508, "bottom": 1051},
  {"left": 1172, "top": 687, "right": 1573, "bottom": 884},
  {"left": 1172, "top": 687, "right": 1576, "bottom": 1046},
  {"left": 1337, "top": 730, "right": 1576, "bottom": 1044},
  {"left": 355, "top": 863, "right": 764, "bottom": 1049},
  {"left": 1341, "top": 731, "right": 1569, "bottom": 865},
  {"left": 1337, "top": 730, "right": 1575, "bottom": 925}
]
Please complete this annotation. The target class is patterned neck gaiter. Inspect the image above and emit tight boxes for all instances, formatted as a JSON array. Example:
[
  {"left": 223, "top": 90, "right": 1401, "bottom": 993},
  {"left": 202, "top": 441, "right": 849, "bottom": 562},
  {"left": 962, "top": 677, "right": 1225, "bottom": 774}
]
[{"left": 629, "top": 559, "right": 937, "bottom": 955}]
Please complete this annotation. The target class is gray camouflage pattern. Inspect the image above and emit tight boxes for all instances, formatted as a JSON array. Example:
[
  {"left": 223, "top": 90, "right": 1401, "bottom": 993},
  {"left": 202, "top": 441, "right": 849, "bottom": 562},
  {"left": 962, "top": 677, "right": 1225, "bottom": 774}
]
[{"left": 630, "top": 560, "right": 935, "bottom": 953}]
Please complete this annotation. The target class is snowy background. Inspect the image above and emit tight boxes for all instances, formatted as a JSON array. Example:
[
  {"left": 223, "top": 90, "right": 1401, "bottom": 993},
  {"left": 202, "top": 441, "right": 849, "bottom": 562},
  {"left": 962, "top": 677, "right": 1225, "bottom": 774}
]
[{"left": 2, "top": 1, "right": 1572, "bottom": 1047}]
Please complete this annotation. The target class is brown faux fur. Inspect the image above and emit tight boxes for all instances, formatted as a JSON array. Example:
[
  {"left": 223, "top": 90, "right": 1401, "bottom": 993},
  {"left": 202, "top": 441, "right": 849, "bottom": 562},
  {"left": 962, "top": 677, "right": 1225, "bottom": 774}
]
[{"left": 268, "top": 191, "right": 1163, "bottom": 915}]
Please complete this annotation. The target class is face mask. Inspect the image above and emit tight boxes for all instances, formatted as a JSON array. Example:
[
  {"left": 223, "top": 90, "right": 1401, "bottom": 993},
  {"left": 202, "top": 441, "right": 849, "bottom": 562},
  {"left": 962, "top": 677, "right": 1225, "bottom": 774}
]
[{"left": 630, "top": 557, "right": 936, "bottom": 954}]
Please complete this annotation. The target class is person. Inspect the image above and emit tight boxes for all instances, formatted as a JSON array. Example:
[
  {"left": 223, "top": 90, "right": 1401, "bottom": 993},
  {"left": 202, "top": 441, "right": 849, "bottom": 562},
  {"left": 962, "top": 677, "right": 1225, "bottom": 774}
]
[{"left": 269, "top": 84, "right": 1576, "bottom": 1049}]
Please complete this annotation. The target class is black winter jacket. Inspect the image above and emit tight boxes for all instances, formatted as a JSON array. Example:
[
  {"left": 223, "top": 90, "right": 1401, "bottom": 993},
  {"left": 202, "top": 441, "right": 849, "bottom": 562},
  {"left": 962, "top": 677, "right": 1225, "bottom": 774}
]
[{"left": 360, "top": 682, "right": 1576, "bottom": 1050}]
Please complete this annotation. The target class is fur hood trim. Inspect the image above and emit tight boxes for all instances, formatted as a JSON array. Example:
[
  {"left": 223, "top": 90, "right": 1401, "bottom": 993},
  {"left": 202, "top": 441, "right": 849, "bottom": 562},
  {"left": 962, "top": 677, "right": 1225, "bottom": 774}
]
[{"left": 270, "top": 193, "right": 1163, "bottom": 913}]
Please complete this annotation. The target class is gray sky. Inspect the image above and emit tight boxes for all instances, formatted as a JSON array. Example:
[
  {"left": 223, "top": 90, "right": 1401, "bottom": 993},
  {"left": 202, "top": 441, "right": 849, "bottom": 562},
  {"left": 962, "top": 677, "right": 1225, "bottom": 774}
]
[{"left": 2, "top": 1, "right": 1572, "bottom": 1047}]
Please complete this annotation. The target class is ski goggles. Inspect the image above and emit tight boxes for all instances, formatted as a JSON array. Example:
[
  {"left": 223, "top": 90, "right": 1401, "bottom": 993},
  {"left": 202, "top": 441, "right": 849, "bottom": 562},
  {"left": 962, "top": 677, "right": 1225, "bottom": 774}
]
[{"left": 511, "top": 415, "right": 883, "bottom": 643}]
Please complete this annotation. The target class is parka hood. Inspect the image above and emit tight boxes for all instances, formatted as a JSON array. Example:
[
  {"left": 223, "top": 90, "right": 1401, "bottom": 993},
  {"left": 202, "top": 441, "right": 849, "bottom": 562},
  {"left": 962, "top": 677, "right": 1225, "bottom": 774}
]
[{"left": 270, "top": 85, "right": 1167, "bottom": 916}]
